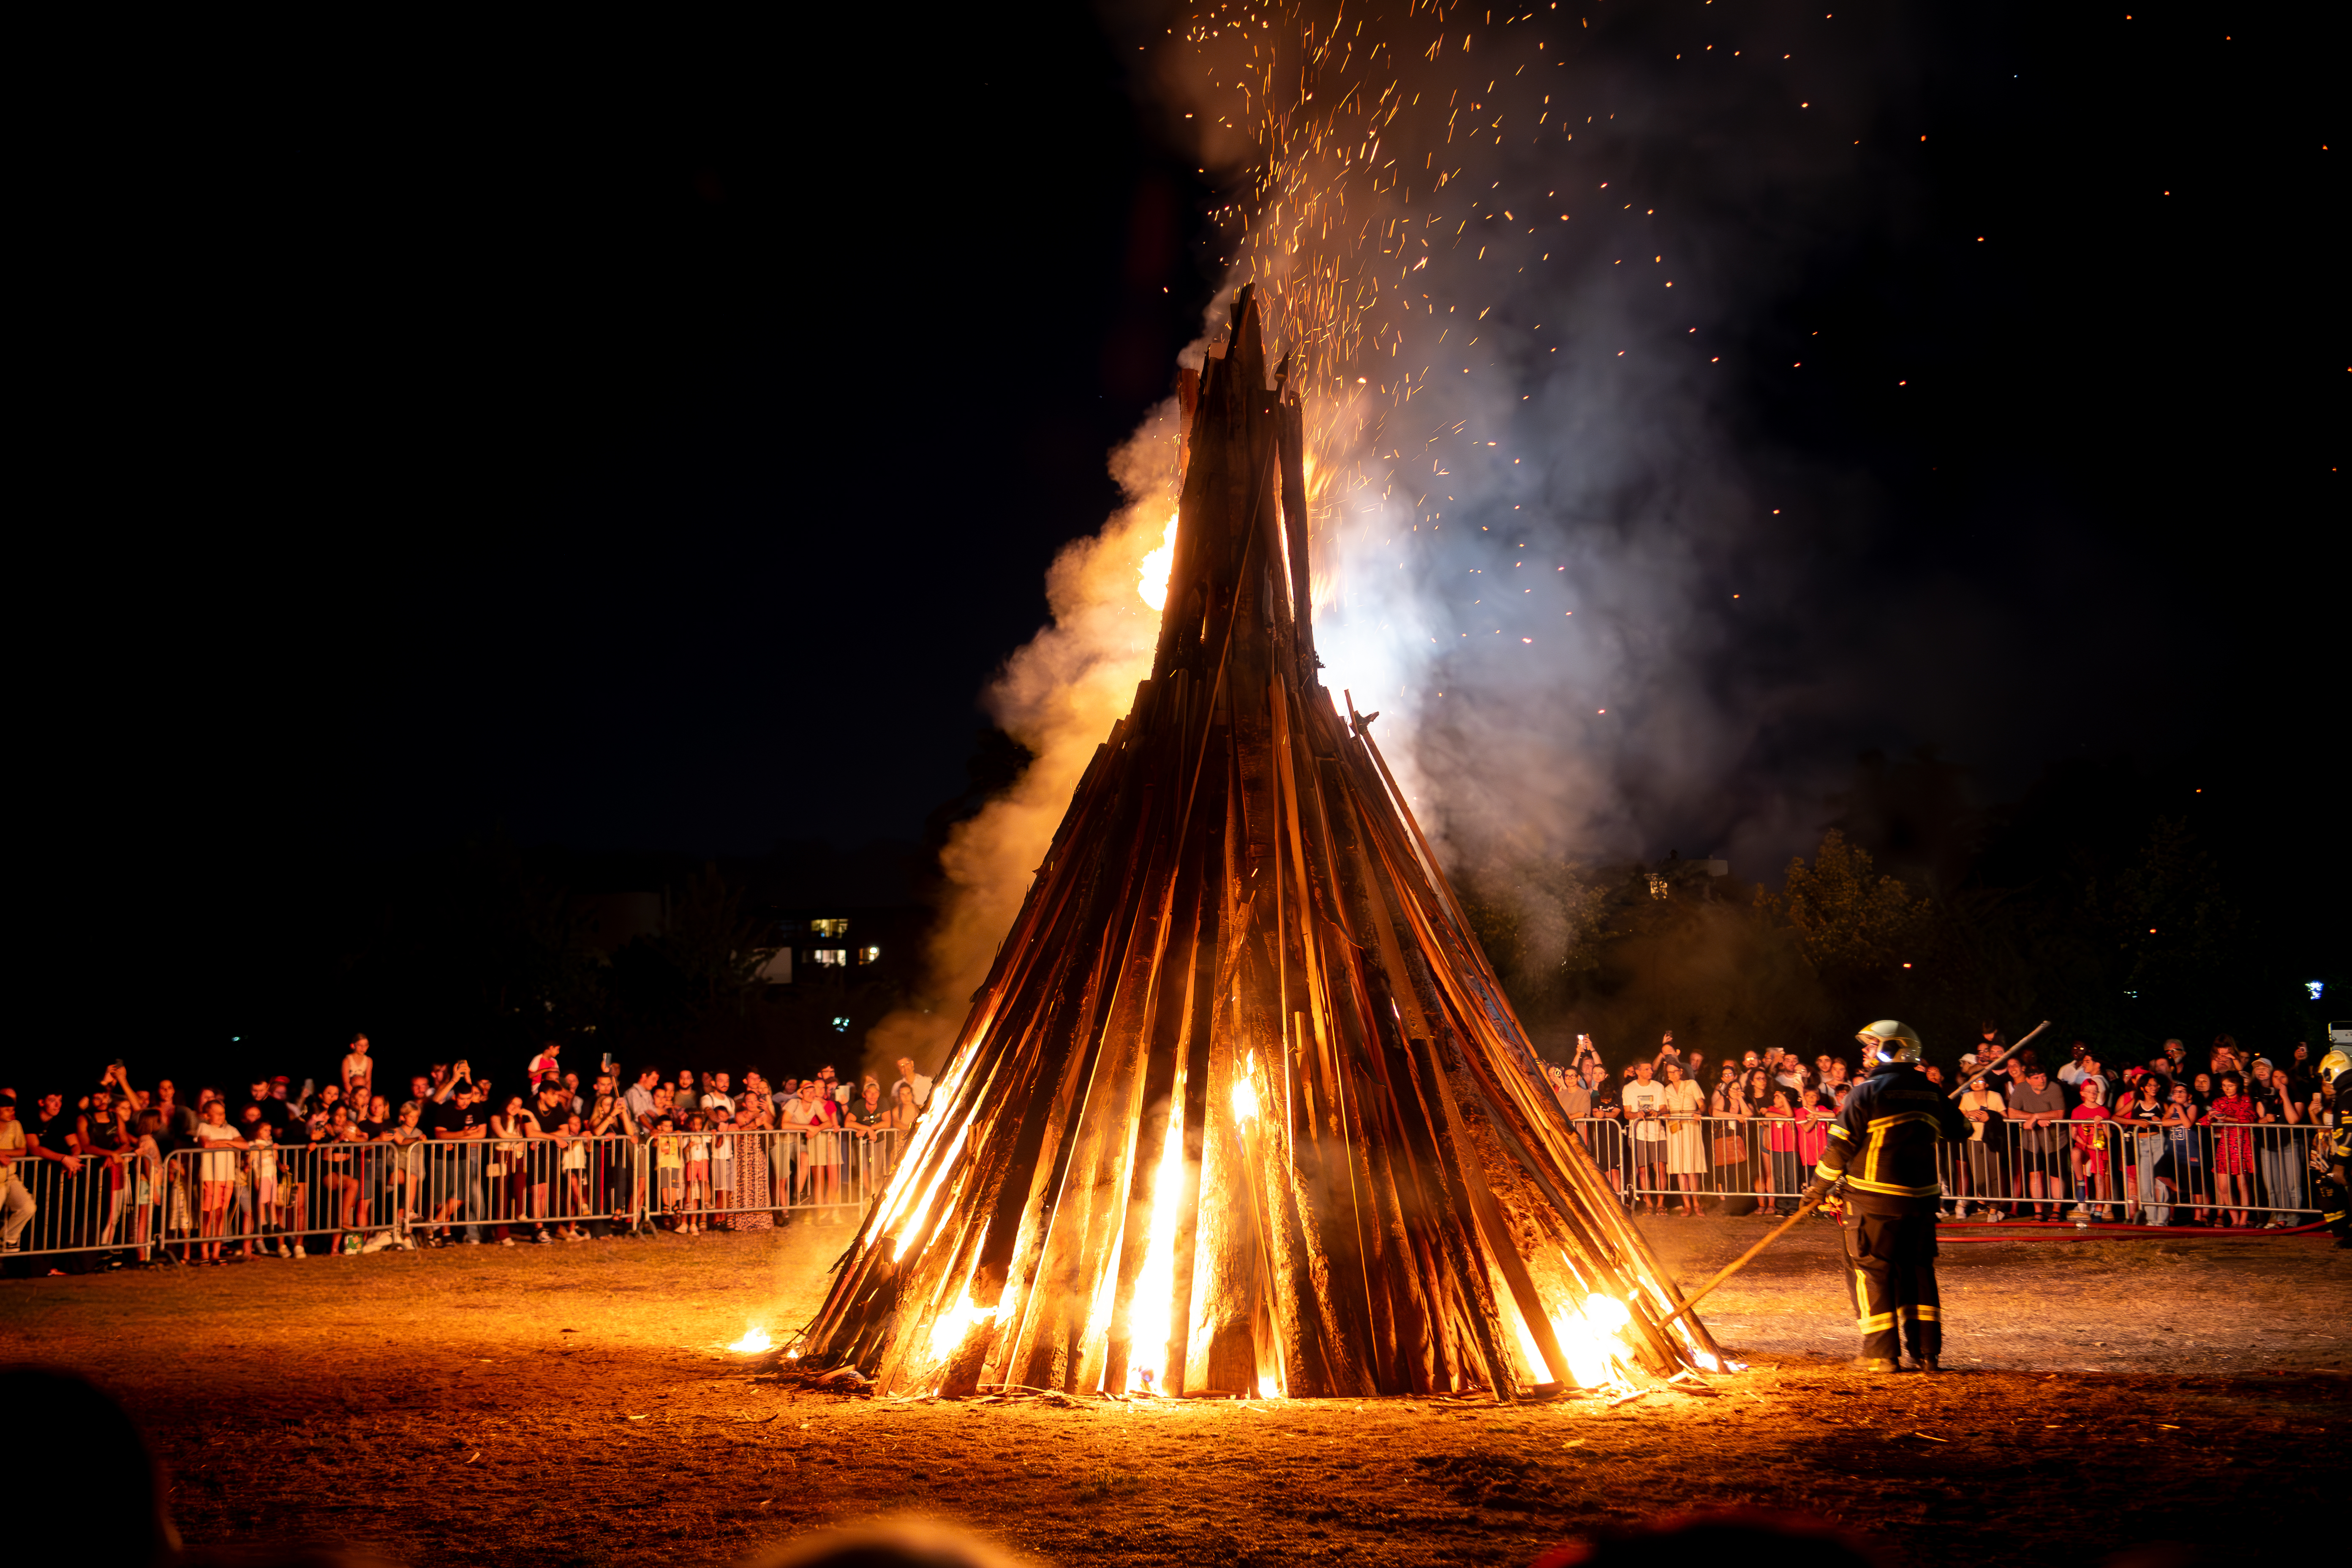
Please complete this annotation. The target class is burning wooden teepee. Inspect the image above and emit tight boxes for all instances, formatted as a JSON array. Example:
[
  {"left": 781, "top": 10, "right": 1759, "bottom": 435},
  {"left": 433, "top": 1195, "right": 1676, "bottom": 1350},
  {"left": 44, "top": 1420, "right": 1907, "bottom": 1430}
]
[{"left": 798, "top": 289, "right": 1724, "bottom": 1400}]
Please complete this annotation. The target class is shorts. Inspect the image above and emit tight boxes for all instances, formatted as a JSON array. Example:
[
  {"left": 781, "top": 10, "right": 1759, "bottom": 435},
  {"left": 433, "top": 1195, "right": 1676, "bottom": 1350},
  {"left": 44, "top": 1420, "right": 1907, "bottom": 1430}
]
[
  {"left": 2018, "top": 1143, "right": 2061, "bottom": 1177},
  {"left": 1633, "top": 1139, "right": 1668, "bottom": 1167}
]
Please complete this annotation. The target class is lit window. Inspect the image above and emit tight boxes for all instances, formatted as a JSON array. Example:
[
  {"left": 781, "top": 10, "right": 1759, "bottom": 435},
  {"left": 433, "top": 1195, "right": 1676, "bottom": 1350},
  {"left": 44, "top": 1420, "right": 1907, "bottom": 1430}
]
[
  {"left": 857, "top": 945, "right": 882, "bottom": 965},
  {"left": 830, "top": 1015, "right": 852, "bottom": 1032},
  {"left": 811, "top": 948, "right": 848, "bottom": 967},
  {"left": 810, "top": 917, "right": 851, "bottom": 937}
]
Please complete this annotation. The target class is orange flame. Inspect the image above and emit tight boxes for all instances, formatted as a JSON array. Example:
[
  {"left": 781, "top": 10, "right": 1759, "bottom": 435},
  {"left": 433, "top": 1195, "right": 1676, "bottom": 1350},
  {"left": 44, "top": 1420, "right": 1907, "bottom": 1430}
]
[
  {"left": 926, "top": 1291, "right": 999, "bottom": 1364},
  {"left": 1123, "top": 1081, "right": 1190, "bottom": 1394},
  {"left": 727, "top": 1325, "right": 774, "bottom": 1355},
  {"left": 1138, "top": 512, "right": 1181, "bottom": 610}
]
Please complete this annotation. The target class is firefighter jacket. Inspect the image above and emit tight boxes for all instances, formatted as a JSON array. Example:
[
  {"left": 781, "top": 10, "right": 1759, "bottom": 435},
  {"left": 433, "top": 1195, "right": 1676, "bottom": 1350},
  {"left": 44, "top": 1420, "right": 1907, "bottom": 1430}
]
[{"left": 1812, "top": 1062, "right": 1971, "bottom": 1211}]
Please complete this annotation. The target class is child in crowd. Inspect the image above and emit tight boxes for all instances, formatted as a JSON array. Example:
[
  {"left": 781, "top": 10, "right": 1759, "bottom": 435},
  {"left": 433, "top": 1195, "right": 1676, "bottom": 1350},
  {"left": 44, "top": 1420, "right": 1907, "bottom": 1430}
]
[{"left": 651, "top": 1117, "right": 684, "bottom": 1230}]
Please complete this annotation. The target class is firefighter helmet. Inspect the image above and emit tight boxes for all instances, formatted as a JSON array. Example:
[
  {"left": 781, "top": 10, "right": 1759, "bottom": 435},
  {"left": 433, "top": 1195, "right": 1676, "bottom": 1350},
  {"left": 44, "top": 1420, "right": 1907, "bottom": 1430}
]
[
  {"left": 1857, "top": 1019, "right": 1924, "bottom": 1064},
  {"left": 2322, "top": 1045, "right": 2352, "bottom": 1089}
]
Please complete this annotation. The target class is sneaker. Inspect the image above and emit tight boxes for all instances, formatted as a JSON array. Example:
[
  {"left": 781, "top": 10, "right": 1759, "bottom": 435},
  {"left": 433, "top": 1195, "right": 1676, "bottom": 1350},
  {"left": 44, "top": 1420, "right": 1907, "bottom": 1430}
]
[
  {"left": 1955, "top": 1204, "right": 1972, "bottom": 1221},
  {"left": 533, "top": 1231, "right": 552, "bottom": 1244},
  {"left": 1854, "top": 1357, "right": 1898, "bottom": 1374},
  {"left": 499, "top": 1236, "right": 517, "bottom": 1247},
  {"left": 292, "top": 1243, "right": 307, "bottom": 1259}
]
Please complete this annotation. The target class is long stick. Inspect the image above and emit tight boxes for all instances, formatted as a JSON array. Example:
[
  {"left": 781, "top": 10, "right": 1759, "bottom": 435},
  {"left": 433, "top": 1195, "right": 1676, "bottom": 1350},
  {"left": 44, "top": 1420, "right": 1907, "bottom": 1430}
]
[
  {"left": 1655, "top": 1193, "right": 1828, "bottom": 1328},
  {"left": 1949, "top": 1020, "right": 2051, "bottom": 1100}
]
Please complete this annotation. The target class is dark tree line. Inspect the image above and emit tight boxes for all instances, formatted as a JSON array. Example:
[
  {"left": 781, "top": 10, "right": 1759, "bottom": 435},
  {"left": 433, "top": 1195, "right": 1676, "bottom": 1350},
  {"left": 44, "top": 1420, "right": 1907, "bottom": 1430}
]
[{"left": 1461, "top": 749, "right": 2327, "bottom": 1073}]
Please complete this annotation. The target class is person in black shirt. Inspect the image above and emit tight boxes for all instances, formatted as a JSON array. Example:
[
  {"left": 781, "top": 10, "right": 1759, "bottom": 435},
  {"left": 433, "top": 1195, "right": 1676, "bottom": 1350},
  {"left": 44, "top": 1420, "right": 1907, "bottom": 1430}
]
[
  {"left": 242, "top": 1081, "right": 292, "bottom": 1138},
  {"left": 425, "top": 1083, "right": 488, "bottom": 1244}
]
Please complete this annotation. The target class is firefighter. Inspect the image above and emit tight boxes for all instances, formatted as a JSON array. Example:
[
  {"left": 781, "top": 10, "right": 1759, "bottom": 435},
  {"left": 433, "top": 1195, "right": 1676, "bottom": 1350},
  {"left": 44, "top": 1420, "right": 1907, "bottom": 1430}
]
[
  {"left": 1803, "top": 1020, "right": 1971, "bottom": 1372},
  {"left": 2319, "top": 1046, "right": 2351, "bottom": 1249}
]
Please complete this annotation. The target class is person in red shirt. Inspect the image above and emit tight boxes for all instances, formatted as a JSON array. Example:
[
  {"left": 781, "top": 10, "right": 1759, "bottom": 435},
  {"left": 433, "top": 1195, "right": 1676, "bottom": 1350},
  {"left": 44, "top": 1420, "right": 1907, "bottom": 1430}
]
[
  {"left": 2205, "top": 1072, "right": 2258, "bottom": 1227},
  {"left": 2068, "top": 1078, "right": 2116, "bottom": 1221}
]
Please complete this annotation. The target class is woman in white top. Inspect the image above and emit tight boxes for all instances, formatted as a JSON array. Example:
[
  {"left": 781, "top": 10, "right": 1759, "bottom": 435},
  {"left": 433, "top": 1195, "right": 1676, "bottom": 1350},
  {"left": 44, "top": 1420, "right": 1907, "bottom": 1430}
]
[
  {"left": 1660, "top": 1062, "right": 1707, "bottom": 1216},
  {"left": 1957, "top": 1075, "right": 2006, "bottom": 1220},
  {"left": 190, "top": 1100, "right": 249, "bottom": 1264},
  {"left": 798, "top": 1081, "right": 841, "bottom": 1214}
]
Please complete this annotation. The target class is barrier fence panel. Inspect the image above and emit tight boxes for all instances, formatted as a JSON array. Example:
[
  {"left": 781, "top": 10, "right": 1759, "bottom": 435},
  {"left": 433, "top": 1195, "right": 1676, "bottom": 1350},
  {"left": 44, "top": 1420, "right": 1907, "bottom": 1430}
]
[
  {"left": 139, "top": 1133, "right": 650, "bottom": 1260},
  {"left": 1561, "top": 1113, "right": 2325, "bottom": 1225},
  {"left": 653, "top": 1127, "right": 906, "bottom": 1230},
  {"left": 0, "top": 1145, "right": 166, "bottom": 1260}
]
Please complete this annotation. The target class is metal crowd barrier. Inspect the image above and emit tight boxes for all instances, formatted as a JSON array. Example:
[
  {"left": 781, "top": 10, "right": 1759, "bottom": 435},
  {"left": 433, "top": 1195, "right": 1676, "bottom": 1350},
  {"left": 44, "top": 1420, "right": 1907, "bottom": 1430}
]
[
  {"left": 653, "top": 1127, "right": 906, "bottom": 1230},
  {"left": 2, "top": 1124, "right": 915, "bottom": 1266},
  {"left": 1556, "top": 1111, "right": 2327, "bottom": 1224}
]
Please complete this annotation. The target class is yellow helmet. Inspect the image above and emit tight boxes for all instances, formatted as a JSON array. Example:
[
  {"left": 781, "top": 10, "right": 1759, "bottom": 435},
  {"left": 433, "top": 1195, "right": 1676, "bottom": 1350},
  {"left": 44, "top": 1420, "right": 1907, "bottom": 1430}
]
[
  {"left": 2322, "top": 1046, "right": 2352, "bottom": 1087},
  {"left": 1857, "top": 1019, "right": 1924, "bottom": 1064}
]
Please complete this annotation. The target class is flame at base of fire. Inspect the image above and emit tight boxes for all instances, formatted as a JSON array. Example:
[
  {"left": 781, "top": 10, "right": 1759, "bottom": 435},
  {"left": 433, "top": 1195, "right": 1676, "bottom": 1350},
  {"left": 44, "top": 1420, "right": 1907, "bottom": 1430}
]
[
  {"left": 1122, "top": 1081, "right": 1189, "bottom": 1394},
  {"left": 1512, "top": 1292, "right": 1635, "bottom": 1391},
  {"left": 927, "top": 1292, "right": 1000, "bottom": 1364},
  {"left": 727, "top": 1325, "right": 774, "bottom": 1355}
]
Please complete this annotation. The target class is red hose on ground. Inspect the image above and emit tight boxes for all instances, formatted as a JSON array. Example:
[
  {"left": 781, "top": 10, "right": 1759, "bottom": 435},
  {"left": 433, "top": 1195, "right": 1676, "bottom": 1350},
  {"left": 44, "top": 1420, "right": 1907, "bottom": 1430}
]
[{"left": 1936, "top": 1219, "right": 2328, "bottom": 1242}]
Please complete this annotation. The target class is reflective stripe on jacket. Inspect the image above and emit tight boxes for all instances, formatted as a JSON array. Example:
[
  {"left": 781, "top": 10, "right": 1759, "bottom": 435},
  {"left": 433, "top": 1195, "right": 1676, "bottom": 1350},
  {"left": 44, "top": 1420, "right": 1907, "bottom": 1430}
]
[{"left": 1813, "top": 1063, "right": 1971, "bottom": 1200}]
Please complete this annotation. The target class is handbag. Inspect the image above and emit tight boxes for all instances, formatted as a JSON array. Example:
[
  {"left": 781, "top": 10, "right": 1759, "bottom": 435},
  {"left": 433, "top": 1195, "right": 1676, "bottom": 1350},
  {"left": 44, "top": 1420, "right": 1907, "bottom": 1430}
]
[{"left": 1712, "top": 1133, "right": 1748, "bottom": 1165}]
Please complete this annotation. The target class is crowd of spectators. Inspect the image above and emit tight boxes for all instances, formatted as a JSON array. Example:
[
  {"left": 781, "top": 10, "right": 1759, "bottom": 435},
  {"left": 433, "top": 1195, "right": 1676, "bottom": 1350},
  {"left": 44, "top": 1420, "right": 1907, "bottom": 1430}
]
[
  {"left": 1538, "top": 1027, "right": 2335, "bottom": 1228},
  {"left": 0, "top": 1036, "right": 939, "bottom": 1267}
]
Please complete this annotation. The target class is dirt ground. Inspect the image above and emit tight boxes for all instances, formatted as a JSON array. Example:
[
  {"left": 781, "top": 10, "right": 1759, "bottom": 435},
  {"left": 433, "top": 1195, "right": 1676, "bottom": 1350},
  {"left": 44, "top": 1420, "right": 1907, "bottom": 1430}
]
[{"left": 4, "top": 1215, "right": 2344, "bottom": 1567}]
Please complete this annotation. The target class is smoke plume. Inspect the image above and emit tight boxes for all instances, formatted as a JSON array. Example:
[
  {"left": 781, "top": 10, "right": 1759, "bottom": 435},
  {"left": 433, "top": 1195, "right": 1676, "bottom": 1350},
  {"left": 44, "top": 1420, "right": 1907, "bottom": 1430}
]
[{"left": 879, "top": 2, "right": 1940, "bottom": 1064}]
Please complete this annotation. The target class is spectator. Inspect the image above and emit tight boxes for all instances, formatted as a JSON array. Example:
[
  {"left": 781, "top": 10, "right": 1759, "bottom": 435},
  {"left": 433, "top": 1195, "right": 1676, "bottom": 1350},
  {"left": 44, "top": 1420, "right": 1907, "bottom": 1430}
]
[
  {"left": 625, "top": 1067, "right": 660, "bottom": 1125},
  {"left": 888, "top": 1080, "right": 922, "bottom": 1132},
  {"left": 1761, "top": 1087, "right": 1802, "bottom": 1215},
  {"left": 1621, "top": 1061, "right": 1669, "bottom": 1215},
  {"left": 527, "top": 1041, "right": 562, "bottom": 1089},
  {"left": 702, "top": 1072, "right": 738, "bottom": 1121},
  {"left": 383, "top": 1100, "right": 427, "bottom": 1244},
  {"left": 2207, "top": 1071, "right": 2257, "bottom": 1227},
  {"left": 1585, "top": 1064, "right": 1625, "bottom": 1195},
  {"left": 708, "top": 1105, "right": 737, "bottom": 1228},
  {"left": 681, "top": 1113, "right": 712, "bottom": 1235},
  {"left": 425, "top": 1073, "right": 488, "bottom": 1246},
  {"left": 724, "top": 1104, "right": 776, "bottom": 1233},
  {"left": 797, "top": 1079, "right": 844, "bottom": 1214},
  {"left": 560, "top": 1071, "right": 585, "bottom": 1118},
  {"left": 2056, "top": 1040, "right": 2091, "bottom": 1089},
  {"left": 1653, "top": 1032, "right": 1681, "bottom": 1070},
  {"left": 1795, "top": 1087, "right": 1835, "bottom": 1214},
  {"left": 2124, "top": 1073, "right": 2171, "bottom": 1225},
  {"left": 191, "top": 1099, "right": 248, "bottom": 1265},
  {"left": 2068, "top": 1077, "right": 2116, "bottom": 1222},
  {"left": 652, "top": 1116, "right": 685, "bottom": 1228},
  {"left": 2161, "top": 1037, "right": 2189, "bottom": 1078},
  {"left": 816, "top": 1065, "right": 851, "bottom": 1107},
  {"left": 895, "top": 1056, "right": 935, "bottom": 1110},
  {"left": 3, "top": 1089, "right": 79, "bottom": 1255},
  {"left": 2248, "top": 1057, "right": 2305, "bottom": 1225},
  {"left": 1772, "top": 1053, "right": 1807, "bottom": 1095},
  {"left": 2074, "top": 1052, "right": 2111, "bottom": 1107},
  {"left": 1707, "top": 1066, "right": 1750, "bottom": 1215},
  {"left": 340, "top": 1034, "right": 374, "bottom": 1105},
  {"left": 488, "top": 1093, "right": 549, "bottom": 1245},
  {"left": 318, "top": 1103, "right": 366, "bottom": 1254},
  {"left": 2162, "top": 1081, "right": 2207, "bottom": 1224},
  {"left": 2007, "top": 1062, "right": 2066, "bottom": 1220},
  {"left": 1957, "top": 1072, "right": 2006, "bottom": 1220},
  {"left": 553, "top": 1113, "right": 593, "bottom": 1240},
  {"left": 1559, "top": 1062, "right": 1596, "bottom": 1121}
]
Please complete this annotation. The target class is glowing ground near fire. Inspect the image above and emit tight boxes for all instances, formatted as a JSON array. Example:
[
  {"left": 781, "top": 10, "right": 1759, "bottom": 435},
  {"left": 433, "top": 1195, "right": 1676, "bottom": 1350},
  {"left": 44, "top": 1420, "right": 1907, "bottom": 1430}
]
[{"left": 5, "top": 1223, "right": 2336, "bottom": 1566}]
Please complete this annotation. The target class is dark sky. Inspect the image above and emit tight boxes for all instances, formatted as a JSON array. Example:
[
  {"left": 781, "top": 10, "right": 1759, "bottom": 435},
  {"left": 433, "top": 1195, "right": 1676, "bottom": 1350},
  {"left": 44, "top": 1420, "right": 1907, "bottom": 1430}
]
[{"left": 21, "top": 5, "right": 2341, "bottom": 1016}]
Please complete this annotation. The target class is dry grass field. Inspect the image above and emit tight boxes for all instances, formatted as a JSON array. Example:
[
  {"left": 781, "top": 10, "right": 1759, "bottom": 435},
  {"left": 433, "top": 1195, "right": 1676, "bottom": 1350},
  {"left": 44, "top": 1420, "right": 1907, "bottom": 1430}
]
[{"left": 3, "top": 1216, "right": 2342, "bottom": 1566}]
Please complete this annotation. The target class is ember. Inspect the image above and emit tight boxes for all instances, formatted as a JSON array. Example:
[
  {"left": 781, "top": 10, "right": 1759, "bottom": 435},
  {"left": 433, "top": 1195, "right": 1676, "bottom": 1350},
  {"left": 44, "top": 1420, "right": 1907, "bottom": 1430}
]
[{"left": 794, "top": 291, "right": 1723, "bottom": 1400}]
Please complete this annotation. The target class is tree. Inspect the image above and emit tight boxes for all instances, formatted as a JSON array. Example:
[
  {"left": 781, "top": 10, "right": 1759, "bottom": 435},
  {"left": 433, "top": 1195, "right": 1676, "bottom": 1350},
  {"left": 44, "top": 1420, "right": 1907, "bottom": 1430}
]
[{"left": 1763, "top": 830, "right": 1926, "bottom": 991}]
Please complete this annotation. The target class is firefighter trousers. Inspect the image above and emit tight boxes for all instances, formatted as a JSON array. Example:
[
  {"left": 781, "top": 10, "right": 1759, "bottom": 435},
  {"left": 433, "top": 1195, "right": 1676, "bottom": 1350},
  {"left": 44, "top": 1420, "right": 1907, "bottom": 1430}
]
[{"left": 1843, "top": 1204, "right": 1941, "bottom": 1364}]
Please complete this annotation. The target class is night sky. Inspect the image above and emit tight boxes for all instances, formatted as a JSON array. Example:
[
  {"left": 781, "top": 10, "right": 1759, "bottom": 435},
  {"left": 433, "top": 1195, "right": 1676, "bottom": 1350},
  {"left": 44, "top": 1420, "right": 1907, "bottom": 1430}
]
[{"left": 21, "top": 4, "right": 2341, "bottom": 1055}]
